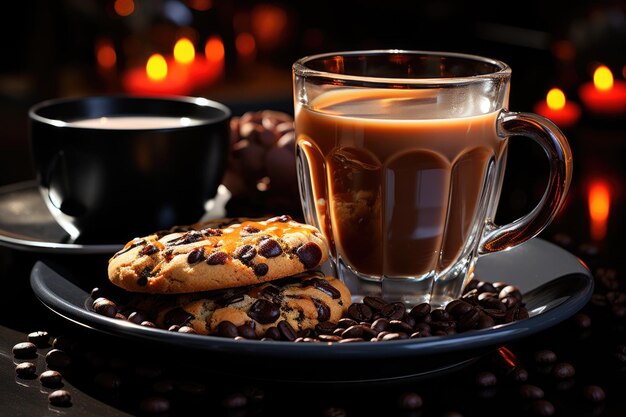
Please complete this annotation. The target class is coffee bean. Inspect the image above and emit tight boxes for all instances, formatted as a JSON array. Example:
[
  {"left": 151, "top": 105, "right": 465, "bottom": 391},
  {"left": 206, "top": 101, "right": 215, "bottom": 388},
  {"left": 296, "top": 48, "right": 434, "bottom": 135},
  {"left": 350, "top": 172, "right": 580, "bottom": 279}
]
[
  {"left": 222, "top": 392, "right": 248, "bottom": 408},
  {"left": 479, "top": 295, "right": 507, "bottom": 312},
  {"left": 397, "top": 391, "right": 423, "bottom": 410},
  {"left": 388, "top": 320, "right": 413, "bottom": 334},
  {"left": 94, "top": 371, "right": 121, "bottom": 390},
  {"left": 499, "top": 285, "right": 523, "bottom": 301},
  {"left": 341, "top": 325, "right": 365, "bottom": 339},
  {"left": 477, "top": 281, "right": 497, "bottom": 294},
  {"left": 177, "top": 381, "right": 206, "bottom": 396},
  {"left": 363, "top": 296, "right": 388, "bottom": 311},
  {"left": 615, "top": 344, "right": 626, "bottom": 363},
  {"left": 27, "top": 330, "right": 50, "bottom": 348},
  {"left": 48, "top": 389, "right": 72, "bottom": 407},
  {"left": 552, "top": 362, "right": 575, "bottom": 379},
  {"left": 531, "top": 399, "right": 555, "bottom": 416},
  {"left": 446, "top": 299, "right": 473, "bottom": 317},
  {"left": 458, "top": 307, "right": 480, "bottom": 331},
  {"left": 379, "top": 332, "right": 407, "bottom": 341},
  {"left": 133, "top": 363, "right": 163, "bottom": 379},
  {"left": 431, "top": 308, "right": 451, "bottom": 321},
  {"left": 12, "top": 342, "right": 37, "bottom": 359},
  {"left": 151, "top": 380, "right": 175, "bottom": 394},
  {"left": 508, "top": 366, "right": 529, "bottom": 382},
  {"left": 519, "top": 384, "right": 544, "bottom": 399},
  {"left": 371, "top": 317, "right": 390, "bottom": 333},
  {"left": 477, "top": 313, "right": 495, "bottom": 329},
  {"left": 316, "top": 321, "right": 338, "bottom": 334},
  {"left": 475, "top": 371, "right": 497, "bottom": 387},
  {"left": 127, "top": 311, "right": 146, "bottom": 325},
  {"left": 141, "top": 321, "right": 156, "bottom": 327},
  {"left": 534, "top": 349, "right": 557, "bottom": 365},
  {"left": 338, "top": 337, "right": 365, "bottom": 343},
  {"left": 347, "top": 303, "right": 373, "bottom": 322},
  {"left": 505, "top": 306, "right": 529, "bottom": 323},
  {"left": 39, "top": 370, "right": 63, "bottom": 387},
  {"left": 318, "top": 334, "right": 342, "bottom": 342},
  {"left": 582, "top": 385, "right": 606, "bottom": 402},
  {"left": 15, "top": 362, "right": 36, "bottom": 378},
  {"left": 139, "top": 396, "right": 170, "bottom": 413},
  {"left": 323, "top": 406, "right": 347, "bottom": 417},
  {"left": 409, "top": 303, "right": 431, "bottom": 321},
  {"left": 381, "top": 302, "right": 406, "bottom": 321},
  {"left": 337, "top": 318, "right": 358, "bottom": 328},
  {"left": 93, "top": 297, "right": 119, "bottom": 317},
  {"left": 178, "top": 326, "right": 197, "bottom": 334},
  {"left": 46, "top": 349, "right": 72, "bottom": 369}
]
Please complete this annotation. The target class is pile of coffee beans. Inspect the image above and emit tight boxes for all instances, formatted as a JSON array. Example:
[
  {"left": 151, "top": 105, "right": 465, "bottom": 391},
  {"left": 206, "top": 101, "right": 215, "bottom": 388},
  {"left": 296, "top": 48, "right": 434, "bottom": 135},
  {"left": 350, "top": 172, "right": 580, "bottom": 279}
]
[
  {"left": 223, "top": 110, "right": 300, "bottom": 214},
  {"left": 89, "top": 278, "right": 528, "bottom": 342}
]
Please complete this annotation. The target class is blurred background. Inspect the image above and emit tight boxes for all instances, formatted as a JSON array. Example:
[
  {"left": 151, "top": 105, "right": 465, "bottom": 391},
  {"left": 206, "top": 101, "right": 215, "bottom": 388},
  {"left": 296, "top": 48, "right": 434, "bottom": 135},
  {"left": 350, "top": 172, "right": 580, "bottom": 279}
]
[{"left": 0, "top": 0, "right": 625, "bottom": 247}]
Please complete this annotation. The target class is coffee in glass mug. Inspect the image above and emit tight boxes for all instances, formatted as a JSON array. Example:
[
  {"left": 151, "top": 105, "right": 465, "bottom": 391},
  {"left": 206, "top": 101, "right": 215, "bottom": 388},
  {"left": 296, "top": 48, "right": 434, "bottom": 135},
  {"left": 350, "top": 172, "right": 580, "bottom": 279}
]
[{"left": 293, "top": 51, "right": 572, "bottom": 307}]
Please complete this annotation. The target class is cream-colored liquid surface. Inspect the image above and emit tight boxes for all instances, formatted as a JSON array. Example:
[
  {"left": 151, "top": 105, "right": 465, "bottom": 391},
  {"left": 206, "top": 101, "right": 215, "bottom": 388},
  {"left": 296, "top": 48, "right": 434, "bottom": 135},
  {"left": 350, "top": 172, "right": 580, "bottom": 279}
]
[{"left": 68, "top": 116, "right": 204, "bottom": 129}]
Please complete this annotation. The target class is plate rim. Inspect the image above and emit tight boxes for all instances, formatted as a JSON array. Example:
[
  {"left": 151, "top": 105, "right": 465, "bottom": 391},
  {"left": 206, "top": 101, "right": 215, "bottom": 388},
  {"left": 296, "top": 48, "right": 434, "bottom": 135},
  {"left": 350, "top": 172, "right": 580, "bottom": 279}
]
[
  {"left": 0, "top": 180, "right": 230, "bottom": 255},
  {"left": 29, "top": 238, "right": 595, "bottom": 361},
  {"left": 0, "top": 180, "right": 123, "bottom": 254}
]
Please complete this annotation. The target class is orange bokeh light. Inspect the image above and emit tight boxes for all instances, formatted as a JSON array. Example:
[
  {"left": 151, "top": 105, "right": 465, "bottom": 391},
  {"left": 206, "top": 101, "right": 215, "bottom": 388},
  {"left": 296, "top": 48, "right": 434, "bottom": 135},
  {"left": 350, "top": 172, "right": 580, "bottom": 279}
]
[
  {"left": 588, "top": 180, "right": 610, "bottom": 241},
  {"left": 96, "top": 39, "right": 116, "bottom": 70},
  {"left": 205, "top": 36, "right": 225, "bottom": 63},
  {"left": 185, "top": 0, "right": 212, "bottom": 11},
  {"left": 251, "top": 4, "right": 287, "bottom": 49},
  {"left": 235, "top": 32, "right": 256, "bottom": 59},
  {"left": 114, "top": 0, "right": 134, "bottom": 17}
]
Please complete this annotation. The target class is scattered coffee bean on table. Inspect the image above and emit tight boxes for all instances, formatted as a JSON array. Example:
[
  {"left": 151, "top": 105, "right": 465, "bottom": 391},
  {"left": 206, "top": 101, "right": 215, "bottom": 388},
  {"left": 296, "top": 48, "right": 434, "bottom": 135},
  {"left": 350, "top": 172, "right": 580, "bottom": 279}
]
[
  {"left": 39, "top": 370, "right": 63, "bottom": 387},
  {"left": 48, "top": 389, "right": 72, "bottom": 407},
  {"left": 15, "top": 362, "right": 36, "bottom": 378},
  {"left": 139, "top": 396, "right": 170, "bottom": 414},
  {"left": 27, "top": 330, "right": 50, "bottom": 348},
  {"left": 45, "top": 349, "right": 72, "bottom": 369},
  {"left": 12, "top": 342, "right": 37, "bottom": 359}
]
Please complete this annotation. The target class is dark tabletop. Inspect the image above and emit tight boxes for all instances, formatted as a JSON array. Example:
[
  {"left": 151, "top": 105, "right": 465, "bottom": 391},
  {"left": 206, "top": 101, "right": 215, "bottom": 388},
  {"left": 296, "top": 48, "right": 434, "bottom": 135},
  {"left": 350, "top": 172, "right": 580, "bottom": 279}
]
[{"left": 2, "top": 116, "right": 626, "bottom": 417}]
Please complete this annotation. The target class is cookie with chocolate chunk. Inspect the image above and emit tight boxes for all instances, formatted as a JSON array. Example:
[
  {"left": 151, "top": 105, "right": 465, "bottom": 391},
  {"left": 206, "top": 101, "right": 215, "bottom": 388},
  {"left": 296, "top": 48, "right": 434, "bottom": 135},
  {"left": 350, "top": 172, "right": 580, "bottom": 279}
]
[
  {"left": 155, "top": 273, "right": 351, "bottom": 337},
  {"left": 107, "top": 215, "right": 329, "bottom": 294}
]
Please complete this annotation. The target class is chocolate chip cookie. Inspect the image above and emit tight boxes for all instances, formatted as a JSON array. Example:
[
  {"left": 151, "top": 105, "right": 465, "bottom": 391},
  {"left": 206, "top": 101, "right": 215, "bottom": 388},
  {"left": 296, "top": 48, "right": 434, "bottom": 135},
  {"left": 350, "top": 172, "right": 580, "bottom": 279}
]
[
  {"left": 155, "top": 272, "right": 352, "bottom": 337},
  {"left": 108, "top": 215, "right": 330, "bottom": 294}
]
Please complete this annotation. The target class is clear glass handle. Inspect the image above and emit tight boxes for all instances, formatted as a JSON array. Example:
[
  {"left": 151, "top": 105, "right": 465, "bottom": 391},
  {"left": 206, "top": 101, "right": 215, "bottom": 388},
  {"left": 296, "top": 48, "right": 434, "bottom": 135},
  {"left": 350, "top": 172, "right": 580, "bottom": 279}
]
[{"left": 479, "top": 111, "right": 573, "bottom": 254}]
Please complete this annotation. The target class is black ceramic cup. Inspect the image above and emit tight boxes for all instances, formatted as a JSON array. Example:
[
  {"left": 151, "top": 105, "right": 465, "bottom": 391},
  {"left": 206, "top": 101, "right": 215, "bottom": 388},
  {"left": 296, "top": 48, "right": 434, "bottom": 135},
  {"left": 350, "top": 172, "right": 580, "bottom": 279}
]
[{"left": 29, "top": 95, "right": 231, "bottom": 244}]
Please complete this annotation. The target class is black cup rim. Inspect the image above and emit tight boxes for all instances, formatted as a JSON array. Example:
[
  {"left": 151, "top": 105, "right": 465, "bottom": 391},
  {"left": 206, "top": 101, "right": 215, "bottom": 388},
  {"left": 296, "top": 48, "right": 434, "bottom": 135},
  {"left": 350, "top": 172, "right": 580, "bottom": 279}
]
[{"left": 29, "top": 95, "right": 231, "bottom": 132}]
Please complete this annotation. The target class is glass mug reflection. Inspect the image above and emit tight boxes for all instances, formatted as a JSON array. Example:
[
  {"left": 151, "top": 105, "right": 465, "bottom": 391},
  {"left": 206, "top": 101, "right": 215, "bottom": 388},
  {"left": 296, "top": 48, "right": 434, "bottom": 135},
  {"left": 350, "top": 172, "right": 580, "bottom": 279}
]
[{"left": 293, "top": 51, "right": 573, "bottom": 307}]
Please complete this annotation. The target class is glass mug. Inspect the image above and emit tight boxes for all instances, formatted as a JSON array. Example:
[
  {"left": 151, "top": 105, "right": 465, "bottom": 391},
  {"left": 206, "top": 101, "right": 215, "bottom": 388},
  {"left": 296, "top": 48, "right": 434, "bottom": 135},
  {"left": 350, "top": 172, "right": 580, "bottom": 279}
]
[{"left": 293, "top": 50, "right": 573, "bottom": 307}]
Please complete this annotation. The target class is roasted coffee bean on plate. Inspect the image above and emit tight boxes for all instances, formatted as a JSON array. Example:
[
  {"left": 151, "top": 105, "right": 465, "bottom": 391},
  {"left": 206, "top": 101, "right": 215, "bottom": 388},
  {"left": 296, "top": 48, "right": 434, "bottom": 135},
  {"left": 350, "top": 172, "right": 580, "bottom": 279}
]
[{"left": 90, "top": 278, "right": 529, "bottom": 342}]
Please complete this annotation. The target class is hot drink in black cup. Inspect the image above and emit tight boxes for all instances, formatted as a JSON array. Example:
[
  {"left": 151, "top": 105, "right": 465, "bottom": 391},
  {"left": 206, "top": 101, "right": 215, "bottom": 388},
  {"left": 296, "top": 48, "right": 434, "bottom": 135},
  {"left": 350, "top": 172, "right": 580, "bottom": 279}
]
[{"left": 28, "top": 95, "right": 231, "bottom": 244}]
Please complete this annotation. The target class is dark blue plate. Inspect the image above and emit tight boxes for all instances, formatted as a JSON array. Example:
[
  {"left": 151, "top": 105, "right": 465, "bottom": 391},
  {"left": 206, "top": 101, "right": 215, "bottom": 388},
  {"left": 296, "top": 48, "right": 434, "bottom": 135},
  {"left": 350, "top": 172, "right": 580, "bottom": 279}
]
[{"left": 30, "top": 238, "right": 593, "bottom": 383}]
